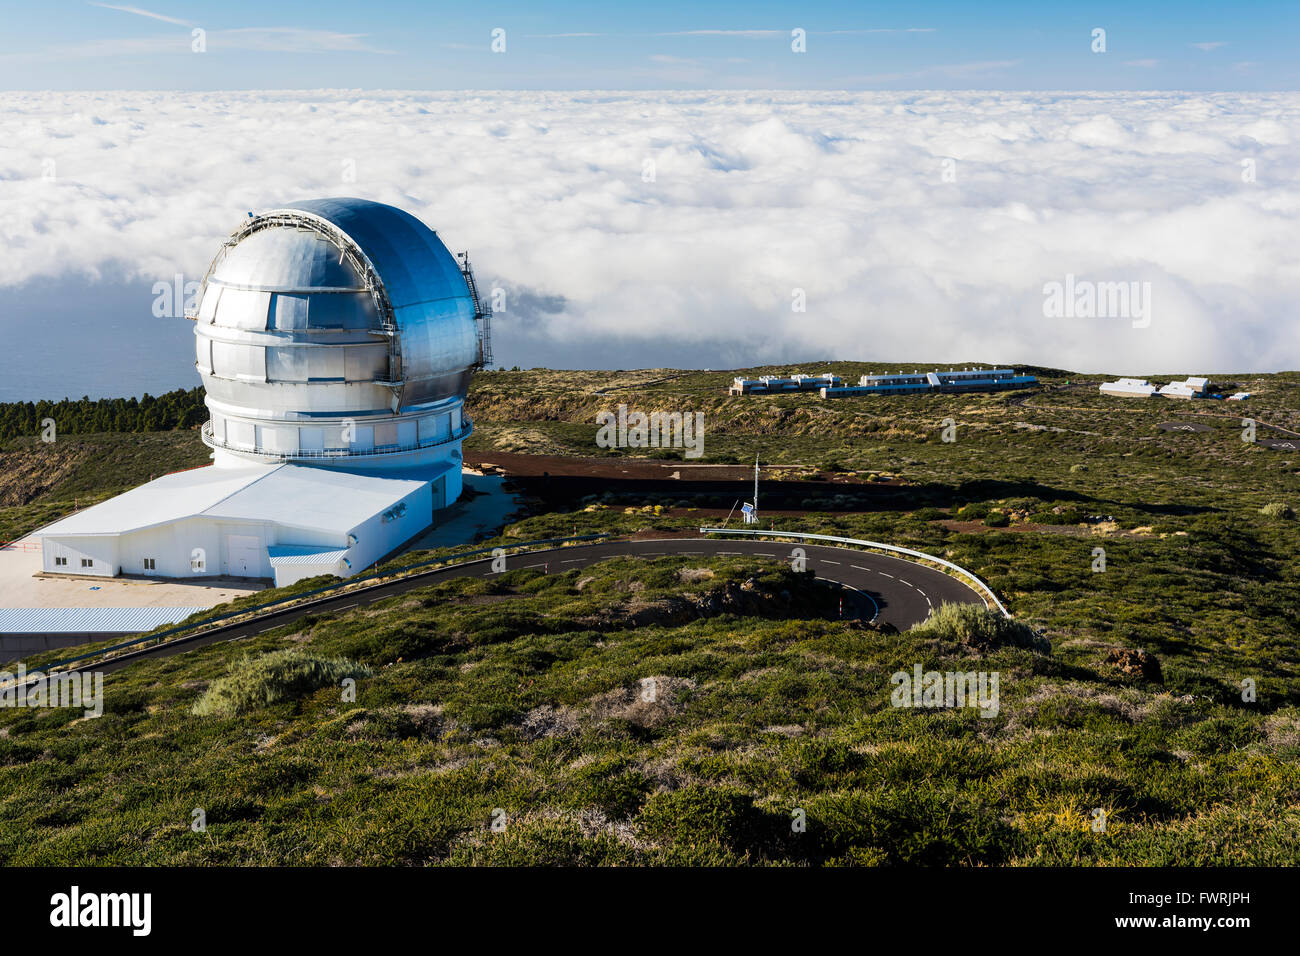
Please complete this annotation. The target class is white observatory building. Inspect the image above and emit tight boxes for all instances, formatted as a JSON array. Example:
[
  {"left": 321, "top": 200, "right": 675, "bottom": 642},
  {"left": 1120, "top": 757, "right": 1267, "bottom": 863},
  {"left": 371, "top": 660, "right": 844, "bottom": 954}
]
[{"left": 37, "top": 198, "right": 492, "bottom": 587}]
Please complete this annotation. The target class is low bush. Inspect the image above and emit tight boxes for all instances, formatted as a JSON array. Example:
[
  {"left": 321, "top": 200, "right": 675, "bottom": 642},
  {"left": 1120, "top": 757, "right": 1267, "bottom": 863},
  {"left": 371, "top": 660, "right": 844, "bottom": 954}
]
[
  {"left": 191, "top": 650, "right": 371, "bottom": 717},
  {"left": 908, "top": 602, "right": 1049, "bottom": 652}
]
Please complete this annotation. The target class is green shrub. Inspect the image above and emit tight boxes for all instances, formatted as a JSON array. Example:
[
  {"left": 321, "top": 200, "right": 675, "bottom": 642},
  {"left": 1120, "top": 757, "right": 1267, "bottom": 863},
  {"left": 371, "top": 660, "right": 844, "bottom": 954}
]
[
  {"left": 984, "top": 511, "right": 1011, "bottom": 528},
  {"left": 191, "top": 650, "right": 371, "bottom": 717},
  {"left": 956, "top": 502, "right": 991, "bottom": 519},
  {"left": 807, "top": 789, "right": 1019, "bottom": 865},
  {"left": 908, "top": 602, "right": 1049, "bottom": 652},
  {"left": 637, "top": 784, "right": 771, "bottom": 853},
  {"left": 1259, "top": 502, "right": 1294, "bottom": 520},
  {"left": 911, "top": 507, "right": 949, "bottom": 521}
]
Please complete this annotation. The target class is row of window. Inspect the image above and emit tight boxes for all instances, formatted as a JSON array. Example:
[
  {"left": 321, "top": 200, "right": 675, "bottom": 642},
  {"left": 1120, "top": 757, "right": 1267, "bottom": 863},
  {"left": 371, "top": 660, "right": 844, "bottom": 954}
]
[
  {"left": 197, "top": 339, "right": 389, "bottom": 384},
  {"left": 210, "top": 411, "right": 459, "bottom": 455},
  {"left": 54, "top": 556, "right": 158, "bottom": 571}
]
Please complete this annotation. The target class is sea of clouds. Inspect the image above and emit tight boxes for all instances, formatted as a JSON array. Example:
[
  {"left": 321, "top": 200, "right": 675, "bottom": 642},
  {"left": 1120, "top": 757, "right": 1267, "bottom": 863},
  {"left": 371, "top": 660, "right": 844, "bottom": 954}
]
[{"left": 1, "top": 89, "right": 1297, "bottom": 386}]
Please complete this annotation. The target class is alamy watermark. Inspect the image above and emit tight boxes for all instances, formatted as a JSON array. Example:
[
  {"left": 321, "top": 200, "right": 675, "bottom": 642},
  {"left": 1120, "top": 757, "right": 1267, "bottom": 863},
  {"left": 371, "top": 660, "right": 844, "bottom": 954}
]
[
  {"left": 891, "top": 664, "right": 999, "bottom": 718},
  {"left": 595, "top": 404, "right": 704, "bottom": 459},
  {"left": 1, "top": 665, "right": 103, "bottom": 718},
  {"left": 1043, "top": 274, "right": 1151, "bottom": 329}
]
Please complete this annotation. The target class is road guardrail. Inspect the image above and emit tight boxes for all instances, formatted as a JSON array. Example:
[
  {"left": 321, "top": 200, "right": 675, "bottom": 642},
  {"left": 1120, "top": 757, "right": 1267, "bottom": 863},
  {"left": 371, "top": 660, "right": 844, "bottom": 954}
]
[{"left": 698, "top": 527, "right": 1010, "bottom": 618}]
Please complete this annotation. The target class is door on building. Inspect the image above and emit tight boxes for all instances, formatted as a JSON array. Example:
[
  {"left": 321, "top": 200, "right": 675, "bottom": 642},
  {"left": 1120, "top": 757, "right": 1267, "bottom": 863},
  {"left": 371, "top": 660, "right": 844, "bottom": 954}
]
[{"left": 225, "top": 534, "right": 262, "bottom": 577}]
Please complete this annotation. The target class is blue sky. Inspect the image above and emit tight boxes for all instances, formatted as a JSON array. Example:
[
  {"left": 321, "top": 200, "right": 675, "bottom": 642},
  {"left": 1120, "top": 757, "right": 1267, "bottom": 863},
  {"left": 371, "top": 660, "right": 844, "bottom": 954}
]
[{"left": 1, "top": 0, "right": 1296, "bottom": 90}]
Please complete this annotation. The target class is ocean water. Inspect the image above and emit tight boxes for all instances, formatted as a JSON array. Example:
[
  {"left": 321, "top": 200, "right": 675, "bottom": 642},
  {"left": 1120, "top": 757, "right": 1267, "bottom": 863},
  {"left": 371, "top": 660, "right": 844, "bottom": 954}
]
[{"left": 0, "top": 276, "right": 200, "bottom": 403}]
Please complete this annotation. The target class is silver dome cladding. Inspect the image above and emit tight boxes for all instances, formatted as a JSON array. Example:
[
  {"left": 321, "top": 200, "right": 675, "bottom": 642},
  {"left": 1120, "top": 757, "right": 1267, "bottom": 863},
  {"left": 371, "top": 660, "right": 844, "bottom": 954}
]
[
  {"left": 198, "top": 197, "right": 480, "bottom": 410},
  {"left": 283, "top": 198, "right": 479, "bottom": 408}
]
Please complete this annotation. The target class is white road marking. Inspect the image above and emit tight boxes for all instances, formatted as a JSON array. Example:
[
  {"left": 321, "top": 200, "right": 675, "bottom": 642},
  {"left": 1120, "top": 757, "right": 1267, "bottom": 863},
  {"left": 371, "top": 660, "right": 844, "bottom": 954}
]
[
  {"left": 821, "top": 560, "right": 840, "bottom": 565},
  {"left": 850, "top": 565, "right": 869, "bottom": 571},
  {"left": 560, "top": 559, "right": 584, "bottom": 564},
  {"left": 900, "top": 579, "right": 913, "bottom": 588},
  {"left": 880, "top": 572, "right": 895, "bottom": 580},
  {"left": 755, "top": 552, "right": 775, "bottom": 557}
]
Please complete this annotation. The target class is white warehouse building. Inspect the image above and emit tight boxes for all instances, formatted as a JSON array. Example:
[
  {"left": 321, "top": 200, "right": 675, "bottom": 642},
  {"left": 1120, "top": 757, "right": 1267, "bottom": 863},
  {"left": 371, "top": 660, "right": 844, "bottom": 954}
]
[{"left": 38, "top": 198, "right": 491, "bottom": 586}]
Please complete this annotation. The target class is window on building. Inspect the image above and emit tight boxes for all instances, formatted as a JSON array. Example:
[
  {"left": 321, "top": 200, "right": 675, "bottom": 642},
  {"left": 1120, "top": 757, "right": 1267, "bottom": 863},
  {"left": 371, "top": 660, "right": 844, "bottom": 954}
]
[
  {"left": 54, "top": 556, "right": 67, "bottom": 566},
  {"left": 143, "top": 558, "right": 156, "bottom": 571},
  {"left": 80, "top": 558, "right": 93, "bottom": 568}
]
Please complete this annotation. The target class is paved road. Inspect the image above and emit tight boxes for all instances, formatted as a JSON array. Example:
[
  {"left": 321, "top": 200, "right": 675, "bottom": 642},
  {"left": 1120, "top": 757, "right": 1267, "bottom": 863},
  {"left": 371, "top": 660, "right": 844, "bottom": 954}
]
[{"left": 70, "top": 537, "right": 984, "bottom": 676}]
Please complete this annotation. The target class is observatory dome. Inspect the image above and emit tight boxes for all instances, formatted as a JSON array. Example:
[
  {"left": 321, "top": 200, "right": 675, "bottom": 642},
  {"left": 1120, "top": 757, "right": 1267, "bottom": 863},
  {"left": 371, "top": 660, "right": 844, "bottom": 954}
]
[{"left": 193, "top": 198, "right": 489, "bottom": 487}]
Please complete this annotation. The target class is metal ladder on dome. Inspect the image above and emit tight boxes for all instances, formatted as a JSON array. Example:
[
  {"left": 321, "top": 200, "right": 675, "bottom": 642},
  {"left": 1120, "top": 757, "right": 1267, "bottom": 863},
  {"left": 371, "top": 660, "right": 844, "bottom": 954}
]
[{"left": 458, "top": 251, "right": 493, "bottom": 370}]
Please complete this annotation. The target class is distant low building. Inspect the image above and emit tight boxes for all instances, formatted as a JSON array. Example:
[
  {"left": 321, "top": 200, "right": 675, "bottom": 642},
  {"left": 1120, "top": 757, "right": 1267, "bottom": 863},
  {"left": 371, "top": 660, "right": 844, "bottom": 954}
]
[
  {"left": 1227, "top": 392, "right": 1251, "bottom": 401},
  {"left": 1099, "top": 378, "right": 1157, "bottom": 398},
  {"left": 1100, "top": 375, "right": 1215, "bottom": 400},
  {"left": 730, "top": 373, "right": 841, "bottom": 395},
  {"left": 820, "top": 367, "right": 1036, "bottom": 398},
  {"left": 1158, "top": 376, "right": 1210, "bottom": 400}
]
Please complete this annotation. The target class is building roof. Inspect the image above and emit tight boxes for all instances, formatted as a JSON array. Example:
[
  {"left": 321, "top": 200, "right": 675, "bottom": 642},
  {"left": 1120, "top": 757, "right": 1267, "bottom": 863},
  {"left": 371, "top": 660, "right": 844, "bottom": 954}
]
[
  {"left": 0, "top": 607, "right": 206, "bottom": 634},
  {"left": 38, "top": 465, "right": 427, "bottom": 538},
  {"left": 266, "top": 546, "right": 349, "bottom": 567}
]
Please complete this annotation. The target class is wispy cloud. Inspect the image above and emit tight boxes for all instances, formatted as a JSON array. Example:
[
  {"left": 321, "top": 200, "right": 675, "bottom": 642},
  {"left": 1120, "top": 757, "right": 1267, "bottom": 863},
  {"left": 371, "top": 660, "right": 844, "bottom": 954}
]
[
  {"left": 655, "top": 30, "right": 786, "bottom": 38},
  {"left": 822, "top": 28, "right": 937, "bottom": 34},
  {"left": 216, "top": 28, "right": 394, "bottom": 54},
  {"left": 651, "top": 28, "right": 935, "bottom": 38},
  {"left": 1191, "top": 41, "right": 1228, "bottom": 51},
  {"left": 87, "top": 2, "right": 194, "bottom": 27},
  {"left": 1125, "top": 59, "right": 1160, "bottom": 68},
  {"left": 80, "top": 2, "right": 394, "bottom": 54}
]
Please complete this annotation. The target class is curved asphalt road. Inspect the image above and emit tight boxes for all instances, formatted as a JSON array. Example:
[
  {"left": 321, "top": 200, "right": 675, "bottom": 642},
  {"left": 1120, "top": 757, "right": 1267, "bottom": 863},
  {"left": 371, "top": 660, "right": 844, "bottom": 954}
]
[{"left": 73, "top": 537, "right": 984, "bottom": 676}]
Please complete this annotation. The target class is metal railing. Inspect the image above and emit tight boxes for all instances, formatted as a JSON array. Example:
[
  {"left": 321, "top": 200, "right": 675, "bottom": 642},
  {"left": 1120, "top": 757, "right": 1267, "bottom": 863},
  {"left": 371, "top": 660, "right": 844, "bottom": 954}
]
[
  {"left": 698, "top": 527, "right": 1010, "bottom": 618},
  {"left": 200, "top": 418, "right": 473, "bottom": 461},
  {"left": 12, "top": 532, "right": 613, "bottom": 679}
]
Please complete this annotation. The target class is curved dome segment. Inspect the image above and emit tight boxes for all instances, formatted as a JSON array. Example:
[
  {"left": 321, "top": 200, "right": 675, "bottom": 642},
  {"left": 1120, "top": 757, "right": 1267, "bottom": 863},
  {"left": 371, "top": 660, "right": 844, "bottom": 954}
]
[
  {"left": 208, "top": 227, "right": 366, "bottom": 292},
  {"left": 282, "top": 199, "right": 480, "bottom": 407}
]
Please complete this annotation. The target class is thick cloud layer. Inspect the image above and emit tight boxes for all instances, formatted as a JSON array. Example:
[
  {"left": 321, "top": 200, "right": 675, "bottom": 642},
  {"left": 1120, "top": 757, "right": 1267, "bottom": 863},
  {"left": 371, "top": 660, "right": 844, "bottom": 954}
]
[{"left": 2, "top": 89, "right": 1296, "bottom": 379}]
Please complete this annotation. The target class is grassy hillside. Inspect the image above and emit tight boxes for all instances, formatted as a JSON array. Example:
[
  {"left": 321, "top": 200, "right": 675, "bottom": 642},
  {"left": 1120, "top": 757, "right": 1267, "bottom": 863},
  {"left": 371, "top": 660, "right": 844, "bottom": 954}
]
[
  {"left": 0, "top": 364, "right": 1297, "bottom": 865},
  {"left": 3, "top": 554, "right": 1297, "bottom": 865}
]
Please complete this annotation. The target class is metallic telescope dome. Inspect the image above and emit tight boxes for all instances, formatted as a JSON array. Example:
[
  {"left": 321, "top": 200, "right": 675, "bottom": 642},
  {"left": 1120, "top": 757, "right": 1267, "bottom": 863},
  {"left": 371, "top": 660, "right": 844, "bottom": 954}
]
[{"left": 192, "top": 198, "right": 491, "bottom": 472}]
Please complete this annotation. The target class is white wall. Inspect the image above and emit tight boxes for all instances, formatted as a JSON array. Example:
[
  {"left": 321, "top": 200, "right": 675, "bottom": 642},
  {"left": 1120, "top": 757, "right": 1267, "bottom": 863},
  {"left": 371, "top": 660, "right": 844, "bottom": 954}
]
[
  {"left": 116, "top": 517, "right": 222, "bottom": 578},
  {"left": 272, "top": 559, "right": 346, "bottom": 589},
  {"left": 41, "top": 535, "right": 119, "bottom": 576},
  {"left": 343, "top": 480, "right": 432, "bottom": 573},
  {"left": 41, "top": 477, "right": 436, "bottom": 583}
]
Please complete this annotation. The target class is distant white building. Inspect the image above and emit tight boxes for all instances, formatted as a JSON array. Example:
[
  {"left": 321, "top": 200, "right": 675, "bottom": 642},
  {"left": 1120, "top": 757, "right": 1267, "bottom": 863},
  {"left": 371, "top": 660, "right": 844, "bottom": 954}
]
[
  {"left": 1100, "top": 375, "right": 1212, "bottom": 400},
  {"left": 1228, "top": 392, "right": 1251, "bottom": 401},
  {"left": 1158, "top": 376, "right": 1210, "bottom": 400},
  {"left": 1099, "top": 378, "right": 1157, "bottom": 398}
]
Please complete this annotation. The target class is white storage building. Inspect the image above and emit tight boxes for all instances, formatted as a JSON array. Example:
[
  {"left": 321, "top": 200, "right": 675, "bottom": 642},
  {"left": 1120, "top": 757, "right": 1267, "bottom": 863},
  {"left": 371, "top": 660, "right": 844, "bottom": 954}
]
[
  {"left": 1099, "top": 378, "right": 1157, "bottom": 398},
  {"left": 38, "top": 464, "right": 431, "bottom": 588}
]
